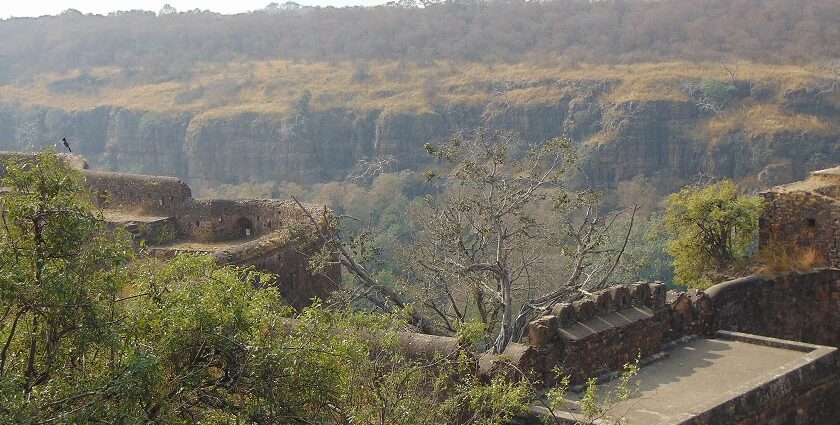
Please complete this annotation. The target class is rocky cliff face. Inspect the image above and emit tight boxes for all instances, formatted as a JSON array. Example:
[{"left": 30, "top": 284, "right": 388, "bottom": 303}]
[
  {"left": 582, "top": 100, "right": 704, "bottom": 185},
  {"left": 0, "top": 80, "right": 836, "bottom": 192}
]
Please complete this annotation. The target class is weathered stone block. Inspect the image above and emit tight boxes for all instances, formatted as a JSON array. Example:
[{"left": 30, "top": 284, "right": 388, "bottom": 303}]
[
  {"left": 609, "top": 285, "right": 630, "bottom": 310},
  {"left": 572, "top": 299, "right": 596, "bottom": 321},
  {"left": 594, "top": 290, "right": 613, "bottom": 311},
  {"left": 629, "top": 282, "right": 650, "bottom": 306},
  {"left": 552, "top": 303, "right": 576, "bottom": 327},
  {"left": 528, "top": 315, "right": 558, "bottom": 347},
  {"left": 648, "top": 282, "right": 666, "bottom": 309}
]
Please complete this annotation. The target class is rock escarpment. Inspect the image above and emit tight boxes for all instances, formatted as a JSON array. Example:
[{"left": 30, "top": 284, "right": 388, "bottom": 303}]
[{"left": 0, "top": 80, "right": 837, "bottom": 191}]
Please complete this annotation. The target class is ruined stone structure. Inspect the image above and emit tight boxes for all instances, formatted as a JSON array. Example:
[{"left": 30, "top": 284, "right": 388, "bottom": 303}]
[
  {"left": 501, "top": 269, "right": 840, "bottom": 424},
  {"left": 0, "top": 151, "right": 338, "bottom": 309},
  {"left": 760, "top": 166, "right": 840, "bottom": 267}
]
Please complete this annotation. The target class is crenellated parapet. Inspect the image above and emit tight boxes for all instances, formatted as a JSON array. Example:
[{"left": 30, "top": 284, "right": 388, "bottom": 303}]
[
  {"left": 547, "top": 282, "right": 666, "bottom": 330},
  {"left": 493, "top": 268, "right": 840, "bottom": 388}
]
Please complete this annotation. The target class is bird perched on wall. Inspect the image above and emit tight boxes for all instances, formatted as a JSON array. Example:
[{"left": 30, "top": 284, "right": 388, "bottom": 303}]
[{"left": 62, "top": 138, "right": 72, "bottom": 152}]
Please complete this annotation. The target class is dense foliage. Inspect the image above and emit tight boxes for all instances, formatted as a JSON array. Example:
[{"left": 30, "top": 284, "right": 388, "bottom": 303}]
[
  {"left": 0, "top": 0, "right": 837, "bottom": 83},
  {"left": 663, "top": 180, "right": 764, "bottom": 288},
  {"left": 0, "top": 152, "right": 546, "bottom": 424}
]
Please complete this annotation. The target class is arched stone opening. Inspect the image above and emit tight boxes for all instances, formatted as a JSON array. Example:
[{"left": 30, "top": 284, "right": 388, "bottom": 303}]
[{"left": 237, "top": 217, "right": 254, "bottom": 238}]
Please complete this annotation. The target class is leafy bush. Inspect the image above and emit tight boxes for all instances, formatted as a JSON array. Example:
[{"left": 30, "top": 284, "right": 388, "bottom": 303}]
[{"left": 664, "top": 180, "right": 763, "bottom": 288}]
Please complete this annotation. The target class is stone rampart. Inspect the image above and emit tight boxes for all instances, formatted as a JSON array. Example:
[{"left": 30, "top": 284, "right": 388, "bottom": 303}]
[
  {"left": 509, "top": 268, "right": 840, "bottom": 386},
  {"left": 518, "top": 331, "right": 840, "bottom": 425},
  {"left": 176, "top": 198, "right": 308, "bottom": 242},
  {"left": 684, "top": 332, "right": 840, "bottom": 425},
  {"left": 0, "top": 151, "right": 338, "bottom": 310},
  {"left": 84, "top": 170, "right": 192, "bottom": 213},
  {"left": 760, "top": 190, "right": 840, "bottom": 266},
  {"left": 706, "top": 268, "right": 840, "bottom": 347},
  {"left": 521, "top": 283, "right": 668, "bottom": 384},
  {"left": 212, "top": 231, "right": 339, "bottom": 309},
  {"left": 760, "top": 166, "right": 840, "bottom": 267}
]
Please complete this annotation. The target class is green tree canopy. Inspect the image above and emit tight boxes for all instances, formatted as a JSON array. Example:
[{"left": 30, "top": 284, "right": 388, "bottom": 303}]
[
  {"left": 0, "top": 150, "right": 538, "bottom": 424},
  {"left": 0, "top": 150, "right": 135, "bottom": 420},
  {"left": 663, "top": 179, "right": 763, "bottom": 288}
]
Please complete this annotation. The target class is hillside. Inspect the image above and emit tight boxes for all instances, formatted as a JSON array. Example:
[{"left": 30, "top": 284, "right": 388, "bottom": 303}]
[
  {"left": 0, "top": 0, "right": 837, "bottom": 192},
  {"left": 0, "top": 0, "right": 837, "bottom": 80},
  {"left": 0, "top": 59, "right": 837, "bottom": 192}
]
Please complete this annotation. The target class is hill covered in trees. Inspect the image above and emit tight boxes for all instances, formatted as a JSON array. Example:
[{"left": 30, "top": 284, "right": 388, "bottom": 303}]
[{"left": 0, "top": 0, "right": 837, "bottom": 83}]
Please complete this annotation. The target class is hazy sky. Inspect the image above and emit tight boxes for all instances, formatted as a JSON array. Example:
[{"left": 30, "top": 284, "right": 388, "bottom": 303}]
[{"left": 0, "top": 0, "right": 385, "bottom": 18}]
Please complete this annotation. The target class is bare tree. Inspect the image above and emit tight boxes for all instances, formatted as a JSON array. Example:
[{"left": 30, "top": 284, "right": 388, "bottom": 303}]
[
  {"left": 289, "top": 197, "right": 438, "bottom": 334},
  {"left": 408, "top": 130, "right": 636, "bottom": 353},
  {"left": 680, "top": 79, "right": 734, "bottom": 113},
  {"left": 820, "top": 59, "right": 840, "bottom": 94},
  {"left": 717, "top": 59, "right": 741, "bottom": 82},
  {"left": 481, "top": 80, "right": 517, "bottom": 126},
  {"left": 288, "top": 129, "right": 635, "bottom": 352},
  {"left": 348, "top": 155, "right": 398, "bottom": 185}
]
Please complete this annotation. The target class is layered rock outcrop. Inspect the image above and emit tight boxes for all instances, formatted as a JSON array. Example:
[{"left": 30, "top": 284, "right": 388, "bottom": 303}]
[{"left": 0, "top": 80, "right": 836, "bottom": 191}]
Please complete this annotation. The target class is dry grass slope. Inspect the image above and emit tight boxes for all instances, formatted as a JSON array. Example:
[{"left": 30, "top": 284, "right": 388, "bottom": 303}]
[{"left": 1, "top": 60, "right": 836, "bottom": 123}]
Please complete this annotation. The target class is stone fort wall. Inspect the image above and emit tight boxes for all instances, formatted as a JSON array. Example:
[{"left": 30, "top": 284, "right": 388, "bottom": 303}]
[
  {"left": 83, "top": 170, "right": 313, "bottom": 243},
  {"left": 89, "top": 171, "right": 339, "bottom": 309},
  {"left": 0, "top": 151, "right": 338, "bottom": 309},
  {"left": 501, "top": 268, "right": 840, "bottom": 424},
  {"left": 512, "top": 269, "right": 840, "bottom": 386},
  {"left": 760, "top": 167, "right": 840, "bottom": 268},
  {"left": 85, "top": 170, "right": 193, "bottom": 214},
  {"left": 761, "top": 189, "right": 840, "bottom": 267}
]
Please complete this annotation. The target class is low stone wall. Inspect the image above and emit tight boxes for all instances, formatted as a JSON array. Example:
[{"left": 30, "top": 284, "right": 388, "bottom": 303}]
[
  {"left": 518, "top": 331, "right": 840, "bottom": 425},
  {"left": 760, "top": 188, "right": 840, "bottom": 268},
  {"left": 84, "top": 170, "right": 192, "bottom": 213},
  {"left": 706, "top": 268, "right": 840, "bottom": 347},
  {"left": 511, "top": 268, "right": 840, "bottom": 387},
  {"left": 522, "top": 283, "right": 669, "bottom": 385},
  {"left": 682, "top": 332, "right": 840, "bottom": 425}
]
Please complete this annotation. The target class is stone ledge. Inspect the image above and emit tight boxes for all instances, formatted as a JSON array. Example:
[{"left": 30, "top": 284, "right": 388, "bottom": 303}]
[{"left": 557, "top": 306, "right": 653, "bottom": 342}]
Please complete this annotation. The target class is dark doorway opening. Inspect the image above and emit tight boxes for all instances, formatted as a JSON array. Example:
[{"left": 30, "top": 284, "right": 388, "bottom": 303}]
[{"left": 237, "top": 217, "right": 254, "bottom": 238}]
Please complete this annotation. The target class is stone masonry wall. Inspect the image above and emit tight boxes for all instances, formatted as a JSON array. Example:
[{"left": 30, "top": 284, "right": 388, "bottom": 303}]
[
  {"left": 514, "top": 268, "right": 840, "bottom": 386},
  {"left": 523, "top": 283, "right": 665, "bottom": 385},
  {"left": 212, "top": 232, "right": 339, "bottom": 309},
  {"left": 85, "top": 170, "right": 192, "bottom": 214},
  {"left": 706, "top": 268, "right": 840, "bottom": 347},
  {"left": 2, "top": 153, "right": 342, "bottom": 310},
  {"left": 684, "top": 332, "right": 840, "bottom": 425},
  {"left": 517, "top": 281, "right": 719, "bottom": 385},
  {"left": 176, "top": 198, "right": 310, "bottom": 243},
  {"left": 80, "top": 169, "right": 322, "bottom": 245},
  {"left": 760, "top": 190, "right": 840, "bottom": 267}
]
